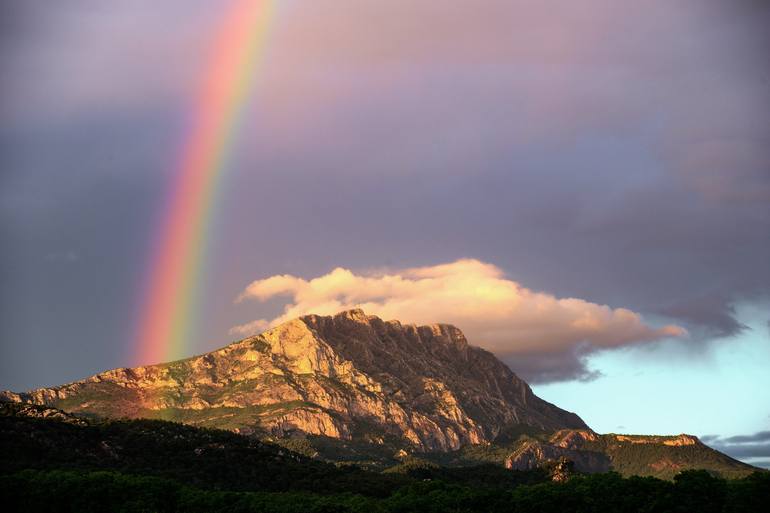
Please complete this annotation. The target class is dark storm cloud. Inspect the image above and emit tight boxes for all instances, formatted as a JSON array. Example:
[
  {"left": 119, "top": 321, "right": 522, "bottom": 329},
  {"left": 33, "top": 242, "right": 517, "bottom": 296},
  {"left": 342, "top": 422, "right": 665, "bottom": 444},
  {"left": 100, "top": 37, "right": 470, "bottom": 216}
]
[
  {"left": 0, "top": 0, "right": 220, "bottom": 127},
  {"left": 723, "top": 431, "right": 770, "bottom": 445},
  {"left": 0, "top": 110, "right": 180, "bottom": 390},
  {"left": 236, "top": 0, "right": 770, "bottom": 355},
  {"left": 0, "top": 0, "right": 769, "bottom": 388},
  {"left": 659, "top": 297, "right": 748, "bottom": 340},
  {"left": 702, "top": 431, "right": 770, "bottom": 465},
  {"left": 723, "top": 445, "right": 770, "bottom": 459},
  {"left": 504, "top": 351, "right": 603, "bottom": 385}
]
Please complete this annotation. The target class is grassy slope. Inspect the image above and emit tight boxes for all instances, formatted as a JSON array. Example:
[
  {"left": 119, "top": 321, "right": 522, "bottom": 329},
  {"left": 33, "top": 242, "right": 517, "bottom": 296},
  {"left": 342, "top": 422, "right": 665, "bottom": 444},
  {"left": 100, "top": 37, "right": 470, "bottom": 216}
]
[{"left": 583, "top": 435, "right": 757, "bottom": 480}]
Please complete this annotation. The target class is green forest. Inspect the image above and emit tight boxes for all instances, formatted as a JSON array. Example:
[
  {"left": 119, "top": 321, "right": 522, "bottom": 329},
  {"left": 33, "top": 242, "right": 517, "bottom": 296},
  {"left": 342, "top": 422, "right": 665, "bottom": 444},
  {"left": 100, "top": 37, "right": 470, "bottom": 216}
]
[
  {"left": 3, "top": 467, "right": 769, "bottom": 513},
  {"left": 2, "top": 404, "right": 768, "bottom": 513}
]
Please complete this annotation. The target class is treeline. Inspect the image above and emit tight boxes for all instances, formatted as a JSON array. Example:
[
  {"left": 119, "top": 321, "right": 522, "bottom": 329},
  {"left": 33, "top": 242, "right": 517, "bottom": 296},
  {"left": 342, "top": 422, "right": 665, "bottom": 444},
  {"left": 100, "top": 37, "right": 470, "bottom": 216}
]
[{"left": 1, "top": 468, "right": 768, "bottom": 513}]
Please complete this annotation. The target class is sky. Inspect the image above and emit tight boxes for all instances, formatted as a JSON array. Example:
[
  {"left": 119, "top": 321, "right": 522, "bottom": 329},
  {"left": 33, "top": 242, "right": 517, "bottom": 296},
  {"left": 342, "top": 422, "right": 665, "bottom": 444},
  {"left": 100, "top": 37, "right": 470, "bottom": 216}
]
[{"left": 1, "top": 0, "right": 769, "bottom": 466}]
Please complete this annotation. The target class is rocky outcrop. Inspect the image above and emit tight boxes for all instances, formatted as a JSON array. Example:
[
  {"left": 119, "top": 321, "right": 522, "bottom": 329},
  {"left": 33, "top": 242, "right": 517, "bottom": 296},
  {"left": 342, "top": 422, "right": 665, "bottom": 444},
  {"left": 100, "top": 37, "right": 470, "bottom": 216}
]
[
  {"left": 3, "top": 309, "right": 587, "bottom": 452},
  {"left": 505, "top": 439, "right": 611, "bottom": 473},
  {"left": 0, "top": 401, "right": 88, "bottom": 426},
  {"left": 548, "top": 458, "right": 577, "bottom": 482},
  {"left": 550, "top": 429, "right": 599, "bottom": 449},
  {"left": 613, "top": 434, "right": 700, "bottom": 446}
]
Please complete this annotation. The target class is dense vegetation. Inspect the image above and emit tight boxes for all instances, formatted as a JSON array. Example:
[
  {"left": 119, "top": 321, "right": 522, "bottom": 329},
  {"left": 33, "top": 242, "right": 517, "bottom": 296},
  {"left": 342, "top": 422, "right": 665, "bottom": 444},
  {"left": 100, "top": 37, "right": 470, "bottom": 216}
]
[
  {"left": 0, "top": 404, "right": 410, "bottom": 496},
  {"left": 2, "top": 402, "right": 768, "bottom": 512},
  {"left": 2, "top": 468, "right": 769, "bottom": 513}
]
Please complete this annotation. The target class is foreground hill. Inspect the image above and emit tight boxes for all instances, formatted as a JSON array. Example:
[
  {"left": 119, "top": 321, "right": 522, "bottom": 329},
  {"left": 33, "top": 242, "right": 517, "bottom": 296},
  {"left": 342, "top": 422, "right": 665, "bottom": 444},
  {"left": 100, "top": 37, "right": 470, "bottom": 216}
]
[
  {"left": 0, "top": 401, "right": 411, "bottom": 495},
  {"left": 1, "top": 309, "right": 758, "bottom": 478},
  {"left": 1, "top": 403, "right": 768, "bottom": 513}
]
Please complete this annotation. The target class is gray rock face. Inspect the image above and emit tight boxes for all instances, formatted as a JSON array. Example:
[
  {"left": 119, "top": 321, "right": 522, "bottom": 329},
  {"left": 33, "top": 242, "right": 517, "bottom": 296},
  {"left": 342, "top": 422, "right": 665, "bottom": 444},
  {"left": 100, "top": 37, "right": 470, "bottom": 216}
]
[{"left": 3, "top": 309, "right": 587, "bottom": 452}]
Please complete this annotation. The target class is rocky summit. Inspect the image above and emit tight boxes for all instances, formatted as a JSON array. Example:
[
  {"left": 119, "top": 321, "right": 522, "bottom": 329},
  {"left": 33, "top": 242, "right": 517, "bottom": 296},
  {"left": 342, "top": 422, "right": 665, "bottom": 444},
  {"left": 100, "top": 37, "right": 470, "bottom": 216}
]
[{"left": 2, "top": 309, "right": 585, "bottom": 452}]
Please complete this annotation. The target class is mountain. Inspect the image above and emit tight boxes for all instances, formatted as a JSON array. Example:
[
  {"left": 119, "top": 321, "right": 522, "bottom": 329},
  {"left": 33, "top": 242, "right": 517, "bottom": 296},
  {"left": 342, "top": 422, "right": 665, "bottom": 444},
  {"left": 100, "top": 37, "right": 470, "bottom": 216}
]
[
  {"left": 1, "top": 309, "right": 758, "bottom": 478},
  {"left": 2, "top": 309, "right": 585, "bottom": 451}
]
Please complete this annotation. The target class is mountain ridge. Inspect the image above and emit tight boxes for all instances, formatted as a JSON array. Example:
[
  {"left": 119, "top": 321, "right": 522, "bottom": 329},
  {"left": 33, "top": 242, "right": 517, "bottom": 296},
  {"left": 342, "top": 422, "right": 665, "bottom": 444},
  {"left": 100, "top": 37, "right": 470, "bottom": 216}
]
[
  {"left": 1, "top": 309, "right": 758, "bottom": 478},
  {"left": 2, "top": 309, "right": 586, "bottom": 452}
]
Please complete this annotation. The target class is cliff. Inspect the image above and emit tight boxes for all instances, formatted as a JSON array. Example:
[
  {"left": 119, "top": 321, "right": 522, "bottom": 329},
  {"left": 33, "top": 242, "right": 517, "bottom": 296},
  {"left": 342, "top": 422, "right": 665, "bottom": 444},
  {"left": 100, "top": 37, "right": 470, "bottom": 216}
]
[{"left": 3, "top": 309, "right": 586, "bottom": 452}]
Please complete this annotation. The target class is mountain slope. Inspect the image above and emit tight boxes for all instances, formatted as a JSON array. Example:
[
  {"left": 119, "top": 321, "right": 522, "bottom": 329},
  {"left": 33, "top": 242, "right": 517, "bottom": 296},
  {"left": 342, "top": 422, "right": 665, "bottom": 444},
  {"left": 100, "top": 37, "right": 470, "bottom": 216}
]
[
  {"left": 2, "top": 309, "right": 585, "bottom": 452},
  {"left": 2, "top": 309, "right": 758, "bottom": 479}
]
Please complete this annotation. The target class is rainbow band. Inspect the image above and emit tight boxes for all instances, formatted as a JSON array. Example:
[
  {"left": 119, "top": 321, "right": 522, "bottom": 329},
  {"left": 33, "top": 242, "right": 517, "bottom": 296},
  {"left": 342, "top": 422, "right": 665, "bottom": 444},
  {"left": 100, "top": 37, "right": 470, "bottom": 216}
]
[{"left": 135, "top": 0, "right": 275, "bottom": 365}]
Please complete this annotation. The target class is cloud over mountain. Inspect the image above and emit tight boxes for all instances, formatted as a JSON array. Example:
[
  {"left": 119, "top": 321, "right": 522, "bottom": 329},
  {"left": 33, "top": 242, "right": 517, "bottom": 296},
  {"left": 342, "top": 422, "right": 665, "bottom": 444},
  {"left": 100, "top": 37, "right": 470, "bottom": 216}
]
[
  {"left": 232, "top": 259, "right": 685, "bottom": 383},
  {"left": 701, "top": 431, "right": 770, "bottom": 469}
]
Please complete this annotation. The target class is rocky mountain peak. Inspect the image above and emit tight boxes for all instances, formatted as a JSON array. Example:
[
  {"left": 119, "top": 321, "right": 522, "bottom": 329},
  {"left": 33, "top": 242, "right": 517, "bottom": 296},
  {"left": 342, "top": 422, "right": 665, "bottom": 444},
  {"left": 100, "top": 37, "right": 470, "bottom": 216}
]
[{"left": 4, "top": 310, "right": 587, "bottom": 452}]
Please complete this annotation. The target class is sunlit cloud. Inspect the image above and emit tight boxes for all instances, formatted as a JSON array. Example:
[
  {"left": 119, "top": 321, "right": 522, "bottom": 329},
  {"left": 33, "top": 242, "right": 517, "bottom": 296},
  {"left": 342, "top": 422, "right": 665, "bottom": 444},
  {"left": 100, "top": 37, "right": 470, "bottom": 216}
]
[
  {"left": 229, "top": 318, "right": 270, "bottom": 337},
  {"left": 232, "top": 259, "right": 685, "bottom": 382}
]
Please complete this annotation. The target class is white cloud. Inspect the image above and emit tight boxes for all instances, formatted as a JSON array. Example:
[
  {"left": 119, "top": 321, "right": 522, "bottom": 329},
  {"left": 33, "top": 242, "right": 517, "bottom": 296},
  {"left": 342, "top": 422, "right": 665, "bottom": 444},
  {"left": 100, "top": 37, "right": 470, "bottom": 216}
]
[
  {"left": 229, "top": 318, "right": 270, "bottom": 337},
  {"left": 231, "top": 259, "right": 685, "bottom": 381}
]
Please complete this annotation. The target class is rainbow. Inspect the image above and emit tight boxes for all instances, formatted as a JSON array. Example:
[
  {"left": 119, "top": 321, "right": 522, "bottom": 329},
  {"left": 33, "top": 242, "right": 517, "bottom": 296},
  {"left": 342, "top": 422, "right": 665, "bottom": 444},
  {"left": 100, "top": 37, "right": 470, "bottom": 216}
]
[{"left": 134, "top": 0, "right": 276, "bottom": 365}]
